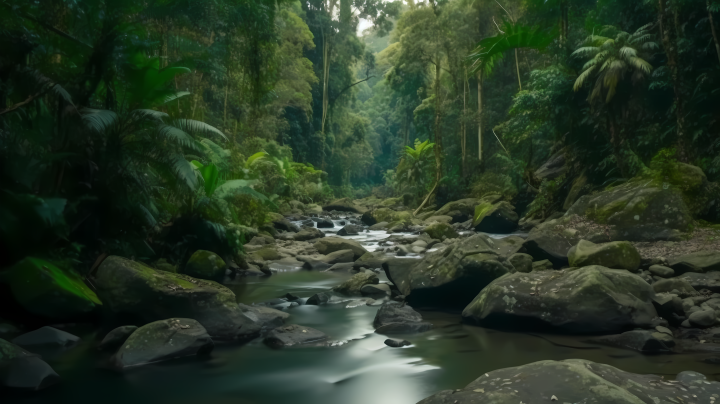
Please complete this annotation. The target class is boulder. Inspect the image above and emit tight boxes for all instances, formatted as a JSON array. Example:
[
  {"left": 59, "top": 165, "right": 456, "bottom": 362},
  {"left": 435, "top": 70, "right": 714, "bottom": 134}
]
[
  {"left": 531, "top": 259, "right": 554, "bottom": 271},
  {"left": 353, "top": 252, "right": 388, "bottom": 270},
  {"left": 333, "top": 272, "right": 379, "bottom": 296},
  {"left": 300, "top": 249, "right": 354, "bottom": 270},
  {"left": 462, "top": 266, "right": 658, "bottom": 333},
  {"left": 0, "top": 257, "right": 102, "bottom": 319},
  {"left": 322, "top": 198, "right": 365, "bottom": 214},
  {"left": 567, "top": 240, "right": 641, "bottom": 272},
  {"left": 649, "top": 264, "right": 675, "bottom": 278},
  {"left": 304, "top": 204, "right": 322, "bottom": 215},
  {"left": 679, "top": 272, "right": 720, "bottom": 293},
  {"left": 249, "top": 247, "right": 281, "bottom": 262},
  {"left": 508, "top": 253, "right": 533, "bottom": 273},
  {"left": 423, "top": 215, "right": 452, "bottom": 224},
  {"left": 523, "top": 217, "right": 583, "bottom": 267},
  {"left": 293, "top": 227, "right": 325, "bottom": 241},
  {"left": 112, "top": 318, "right": 213, "bottom": 369},
  {"left": 99, "top": 326, "right": 138, "bottom": 351},
  {"left": 270, "top": 215, "right": 300, "bottom": 233},
  {"left": 313, "top": 217, "right": 334, "bottom": 228},
  {"left": 182, "top": 250, "right": 227, "bottom": 281},
  {"left": 95, "top": 256, "right": 260, "bottom": 341},
  {"left": 360, "top": 283, "right": 391, "bottom": 296},
  {"left": 668, "top": 250, "right": 720, "bottom": 274},
  {"left": 373, "top": 301, "right": 433, "bottom": 334},
  {"left": 689, "top": 310, "right": 717, "bottom": 328},
  {"left": 387, "top": 234, "right": 521, "bottom": 308},
  {"left": 368, "top": 221, "right": 389, "bottom": 231},
  {"left": 587, "top": 330, "right": 675, "bottom": 352},
  {"left": 652, "top": 278, "right": 697, "bottom": 296},
  {"left": 473, "top": 201, "right": 519, "bottom": 234},
  {"left": 12, "top": 327, "right": 79, "bottom": 348},
  {"left": 237, "top": 304, "right": 289, "bottom": 330},
  {"left": 263, "top": 324, "right": 328, "bottom": 348},
  {"left": 337, "top": 224, "right": 363, "bottom": 236},
  {"left": 324, "top": 262, "right": 355, "bottom": 272},
  {"left": 306, "top": 292, "right": 332, "bottom": 305},
  {"left": 566, "top": 177, "right": 693, "bottom": 241},
  {"left": 384, "top": 338, "right": 411, "bottom": 347},
  {"left": 434, "top": 198, "right": 483, "bottom": 223},
  {"left": 314, "top": 237, "right": 368, "bottom": 259},
  {"left": 361, "top": 208, "right": 413, "bottom": 226},
  {"left": 416, "top": 359, "right": 720, "bottom": 404},
  {"left": 0, "top": 338, "right": 59, "bottom": 390},
  {"left": 423, "top": 222, "right": 459, "bottom": 240}
]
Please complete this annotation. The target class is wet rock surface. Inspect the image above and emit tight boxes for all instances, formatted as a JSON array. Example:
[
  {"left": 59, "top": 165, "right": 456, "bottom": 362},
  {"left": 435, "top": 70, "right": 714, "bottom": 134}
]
[{"left": 263, "top": 324, "right": 328, "bottom": 348}]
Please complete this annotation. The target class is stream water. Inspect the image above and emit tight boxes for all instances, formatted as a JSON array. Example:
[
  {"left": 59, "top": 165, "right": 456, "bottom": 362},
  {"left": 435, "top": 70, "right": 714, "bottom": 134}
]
[{"left": 5, "top": 220, "right": 720, "bottom": 404}]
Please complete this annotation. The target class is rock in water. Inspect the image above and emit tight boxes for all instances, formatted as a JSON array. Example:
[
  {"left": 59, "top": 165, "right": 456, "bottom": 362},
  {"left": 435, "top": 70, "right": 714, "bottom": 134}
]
[
  {"left": 182, "top": 250, "right": 227, "bottom": 281},
  {"left": 668, "top": 250, "right": 720, "bottom": 274},
  {"left": 99, "top": 326, "right": 138, "bottom": 351},
  {"left": 567, "top": 240, "right": 641, "bottom": 272},
  {"left": 373, "top": 301, "right": 433, "bottom": 334},
  {"left": 314, "top": 237, "right": 368, "bottom": 259},
  {"left": 417, "top": 359, "right": 720, "bottom": 404},
  {"left": 462, "top": 265, "right": 657, "bottom": 333},
  {"left": 1, "top": 257, "right": 102, "bottom": 319},
  {"left": 314, "top": 217, "right": 335, "bottom": 228},
  {"left": 337, "top": 224, "right": 363, "bottom": 236},
  {"left": 95, "top": 256, "right": 260, "bottom": 341},
  {"left": 652, "top": 278, "right": 697, "bottom": 296},
  {"left": 263, "top": 324, "right": 328, "bottom": 348},
  {"left": 385, "top": 234, "right": 521, "bottom": 308},
  {"left": 434, "top": 198, "right": 483, "bottom": 223},
  {"left": 472, "top": 201, "right": 519, "bottom": 234},
  {"left": 587, "top": 330, "right": 675, "bottom": 352},
  {"left": 112, "top": 319, "right": 213, "bottom": 369},
  {"left": 423, "top": 222, "right": 459, "bottom": 240},
  {"left": 306, "top": 292, "right": 332, "bottom": 305},
  {"left": 12, "top": 326, "right": 79, "bottom": 348},
  {"left": 0, "top": 338, "right": 60, "bottom": 390},
  {"left": 384, "top": 338, "right": 411, "bottom": 347},
  {"left": 293, "top": 227, "right": 325, "bottom": 241},
  {"left": 334, "top": 272, "right": 379, "bottom": 296},
  {"left": 237, "top": 304, "right": 289, "bottom": 330}
]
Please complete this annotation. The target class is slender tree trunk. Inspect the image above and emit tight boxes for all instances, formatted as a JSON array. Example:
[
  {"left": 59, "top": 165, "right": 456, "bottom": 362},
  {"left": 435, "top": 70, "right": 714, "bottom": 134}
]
[
  {"left": 708, "top": 0, "right": 720, "bottom": 65},
  {"left": 461, "top": 68, "right": 467, "bottom": 176},
  {"left": 514, "top": 49, "right": 522, "bottom": 91},
  {"left": 223, "top": 71, "right": 230, "bottom": 129},
  {"left": 477, "top": 71, "right": 483, "bottom": 164},
  {"left": 433, "top": 60, "right": 442, "bottom": 179},
  {"left": 608, "top": 114, "right": 629, "bottom": 178},
  {"left": 658, "top": 0, "right": 689, "bottom": 162}
]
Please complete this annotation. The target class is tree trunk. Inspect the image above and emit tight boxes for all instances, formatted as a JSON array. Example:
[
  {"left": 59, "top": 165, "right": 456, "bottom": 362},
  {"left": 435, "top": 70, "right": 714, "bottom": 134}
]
[
  {"left": 514, "top": 49, "right": 522, "bottom": 91},
  {"left": 477, "top": 71, "right": 483, "bottom": 163},
  {"left": 433, "top": 60, "right": 443, "bottom": 180},
  {"left": 223, "top": 72, "right": 229, "bottom": 129},
  {"left": 461, "top": 68, "right": 467, "bottom": 176},
  {"left": 608, "top": 114, "right": 629, "bottom": 178},
  {"left": 708, "top": 0, "right": 720, "bottom": 65},
  {"left": 658, "top": 0, "right": 689, "bottom": 162}
]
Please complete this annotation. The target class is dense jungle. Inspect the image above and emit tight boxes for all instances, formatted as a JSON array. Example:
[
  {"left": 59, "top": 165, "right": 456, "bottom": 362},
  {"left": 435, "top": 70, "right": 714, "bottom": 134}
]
[{"left": 3, "top": 0, "right": 720, "bottom": 403}]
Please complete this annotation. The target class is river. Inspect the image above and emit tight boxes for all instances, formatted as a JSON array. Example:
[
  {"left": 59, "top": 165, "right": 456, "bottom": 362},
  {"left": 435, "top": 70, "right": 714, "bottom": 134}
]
[{"left": 5, "top": 220, "right": 719, "bottom": 404}]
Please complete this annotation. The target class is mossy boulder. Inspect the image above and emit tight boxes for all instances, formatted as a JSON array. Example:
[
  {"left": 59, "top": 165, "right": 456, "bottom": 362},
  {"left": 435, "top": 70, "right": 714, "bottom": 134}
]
[
  {"left": 423, "top": 222, "right": 459, "bottom": 240},
  {"left": 472, "top": 201, "right": 519, "bottom": 234},
  {"left": 333, "top": 271, "right": 379, "bottom": 296},
  {"left": 567, "top": 240, "right": 641, "bottom": 272},
  {"left": 112, "top": 318, "right": 213, "bottom": 369},
  {"left": 182, "top": 250, "right": 227, "bottom": 281},
  {"left": 462, "top": 265, "right": 657, "bottom": 333},
  {"left": 0, "top": 257, "right": 101, "bottom": 319},
  {"left": 248, "top": 247, "right": 281, "bottom": 262},
  {"left": 314, "top": 237, "right": 368, "bottom": 259},
  {"left": 154, "top": 258, "right": 178, "bottom": 273},
  {"left": 322, "top": 198, "right": 366, "bottom": 213},
  {"left": 361, "top": 208, "right": 413, "bottom": 226},
  {"left": 417, "top": 359, "right": 720, "bottom": 404},
  {"left": 566, "top": 177, "right": 692, "bottom": 241},
  {"left": 434, "top": 198, "right": 483, "bottom": 223},
  {"left": 95, "top": 256, "right": 260, "bottom": 341},
  {"left": 0, "top": 338, "right": 60, "bottom": 390},
  {"left": 304, "top": 204, "right": 322, "bottom": 215},
  {"left": 508, "top": 253, "right": 533, "bottom": 273},
  {"left": 668, "top": 250, "right": 720, "bottom": 274},
  {"left": 523, "top": 216, "right": 583, "bottom": 268},
  {"left": 293, "top": 227, "right": 325, "bottom": 241},
  {"left": 386, "top": 234, "right": 523, "bottom": 308}
]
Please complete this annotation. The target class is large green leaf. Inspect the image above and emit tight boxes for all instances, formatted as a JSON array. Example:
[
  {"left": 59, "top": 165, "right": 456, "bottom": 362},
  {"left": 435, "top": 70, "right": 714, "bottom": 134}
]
[
  {"left": 173, "top": 119, "right": 227, "bottom": 141},
  {"left": 82, "top": 109, "right": 119, "bottom": 133},
  {"left": 199, "top": 164, "right": 221, "bottom": 197},
  {"left": 215, "top": 180, "right": 267, "bottom": 201},
  {"left": 170, "top": 154, "right": 199, "bottom": 190}
]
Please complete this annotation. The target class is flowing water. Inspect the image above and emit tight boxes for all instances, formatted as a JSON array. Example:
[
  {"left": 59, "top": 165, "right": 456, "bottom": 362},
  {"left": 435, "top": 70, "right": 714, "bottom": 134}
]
[{"left": 6, "top": 221, "right": 720, "bottom": 404}]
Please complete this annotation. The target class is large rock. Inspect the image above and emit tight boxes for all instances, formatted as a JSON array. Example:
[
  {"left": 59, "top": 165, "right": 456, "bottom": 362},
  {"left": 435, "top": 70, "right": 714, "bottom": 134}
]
[
  {"left": 679, "top": 272, "right": 720, "bottom": 292},
  {"left": 322, "top": 198, "right": 366, "bottom": 214},
  {"left": 12, "top": 327, "right": 79, "bottom": 348},
  {"left": 361, "top": 208, "right": 414, "bottom": 227},
  {"left": 434, "top": 198, "right": 482, "bottom": 223},
  {"left": 182, "top": 250, "right": 227, "bottom": 281},
  {"left": 95, "top": 256, "right": 260, "bottom": 341},
  {"left": 423, "top": 222, "right": 459, "bottom": 240},
  {"left": 668, "top": 250, "right": 720, "bottom": 274},
  {"left": 99, "top": 326, "right": 137, "bottom": 351},
  {"left": 652, "top": 278, "right": 697, "bottom": 296},
  {"left": 587, "top": 330, "right": 674, "bottom": 352},
  {"left": 269, "top": 213, "right": 300, "bottom": 233},
  {"left": 237, "top": 304, "right": 289, "bottom": 330},
  {"left": 508, "top": 253, "right": 533, "bottom": 273},
  {"left": 566, "top": 177, "right": 693, "bottom": 241},
  {"left": 535, "top": 149, "right": 567, "bottom": 181},
  {"left": 337, "top": 224, "right": 363, "bottom": 236},
  {"left": 373, "top": 301, "right": 433, "bottom": 334},
  {"left": 353, "top": 252, "right": 388, "bottom": 270},
  {"left": 333, "top": 272, "right": 379, "bottom": 296},
  {"left": 417, "top": 359, "right": 720, "bottom": 404},
  {"left": 293, "top": 227, "right": 325, "bottom": 241},
  {"left": 112, "top": 318, "right": 214, "bottom": 369},
  {"left": 567, "top": 240, "right": 641, "bottom": 272},
  {"left": 300, "top": 249, "right": 354, "bottom": 270},
  {"left": 473, "top": 201, "right": 519, "bottom": 234},
  {"left": 314, "top": 237, "right": 368, "bottom": 259},
  {"left": 0, "top": 257, "right": 102, "bottom": 319},
  {"left": 263, "top": 324, "right": 328, "bottom": 348},
  {"left": 385, "top": 234, "right": 523, "bottom": 308},
  {"left": 523, "top": 216, "right": 582, "bottom": 267},
  {"left": 462, "top": 266, "right": 658, "bottom": 333},
  {"left": 0, "top": 338, "right": 59, "bottom": 390}
]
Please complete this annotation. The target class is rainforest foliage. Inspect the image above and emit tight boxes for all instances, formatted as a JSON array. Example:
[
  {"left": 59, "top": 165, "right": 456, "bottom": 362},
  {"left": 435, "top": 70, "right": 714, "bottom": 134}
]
[{"left": 1, "top": 0, "right": 720, "bottom": 272}]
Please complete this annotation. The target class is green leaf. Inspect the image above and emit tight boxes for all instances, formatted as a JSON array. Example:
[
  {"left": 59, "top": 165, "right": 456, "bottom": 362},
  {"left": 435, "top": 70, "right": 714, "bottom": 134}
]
[
  {"left": 82, "top": 109, "right": 119, "bottom": 133},
  {"left": 199, "top": 164, "right": 221, "bottom": 197},
  {"left": 173, "top": 119, "right": 227, "bottom": 141}
]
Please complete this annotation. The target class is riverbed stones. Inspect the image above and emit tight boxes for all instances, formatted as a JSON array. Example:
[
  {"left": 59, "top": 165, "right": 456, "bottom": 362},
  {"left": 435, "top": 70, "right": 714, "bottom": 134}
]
[
  {"left": 689, "top": 310, "right": 717, "bottom": 328},
  {"left": 300, "top": 249, "right": 354, "bottom": 270},
  {"left": 238, "top": 304, "right": 289, "bottom": 330},
  {"left": 263, "top": 324, "right": 328, "bottom": 348},
  {"left": 373, "top": 301, "right": 433, "bottom": 334},
  {"left": 679, "top": 271, "right": 720, "bottom": 292},
  {"left": 523, "top": 217, "right": 582, "bottom": 268},
  {"left": 567, "top": 240, "right": 641, "bottom": 272},
  {"left": 12, "top": 327, "right": 79, "bottom": 348},
  {"left": 508, "top": 253, "right": 533, "bottom": 273},
  {"left": 337, "top": 224, "right": 363, "bottom": 236},
  {"left": 587, "top": 330, "right": 675, "bottom": 352},
  {"left": 0, "top": 257, "right": 102, "bottom": 319},
  {"left": 472, "top": 200, "right": 519, "bottom": 234},
  {"left": 112, "top": 318, "right": 213, "bottom": 369},
  {"left": 313, "top": 217, "right": 334, "bottom": 228},
  {"left": 306, "top": 292, "right": 332, "bottom": 305},
  {"left": 462, "top": 265, "right": 657, "bottom": 333},
  {"left": 360, "top": 283, "right": 391, "bottom": 296},
  {"left": 668, "top": 250, "right": 720, "bottom": 274},
  {"left": 333, "top": 272, "right": 379, "bottom": 296},
  {"left": 0, "top": 338, "right": 60, "bottom": 390},
  {"left": 386, "top": 234, "right": 521, "bottom": 308},
  {"left": 182, "top": 250, "right": 227, "bottom": 281},
  {"left": 99, "top": 326, "right": 138, "bottom": 351},
  {"left": 417, "top": 359, "right": 720, "bottom": 404},
  {"left": 314, "top": 237, "right": 368, "bottom": 259},
  {"left": 652, "top": 278, "right": 697, "bottom": 296},
  {"left": 353, "top": 252, "right": 388, "bottom": 270},
  {"left": 649, "top": 264, "right": 675, "bottom": 278},
  {"left": 95, "top": 256, "right": 260, "bottom": 341},
  {"left": 434, "top": 198, "right": 482, "bottom": 223},
  {"left": 293, "top": 227, "right": 325, "bottom": 241},
  {"left": 423, "top": 222, "right": 459, "bottom": 240}
]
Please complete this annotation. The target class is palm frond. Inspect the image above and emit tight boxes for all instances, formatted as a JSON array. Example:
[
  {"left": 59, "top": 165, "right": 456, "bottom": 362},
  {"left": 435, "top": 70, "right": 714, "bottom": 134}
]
[
  {"left": 158, "top": 124, "right": 202, "bottom": 151},
  {"left": 170, "top": 153, "right": 199, "bottom": 189},
  {"left": 161, "top": 91, "right": 191, "bottom": 104},
  {"left": 215, "top": 180, "right": 267, "bottom": 201},
  {"left": 172, "top": 119, "right": 227, "bottom": 141},
  {"left": 132, "top": 109, "right": 168, "bottom": 122},
  {"left": 82, "top": 109, "right": 119, "bottom": 133}
]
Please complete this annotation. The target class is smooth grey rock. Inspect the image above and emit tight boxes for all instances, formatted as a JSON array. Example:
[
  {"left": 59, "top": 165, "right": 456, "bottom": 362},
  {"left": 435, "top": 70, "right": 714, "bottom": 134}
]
[
  {"left": 588, "top": 330, "right": 675, "bottom": 352},
  {"left": 337, "top": 224, "right": 363, "bottom": 236},
  {"left": 567, "top": 240, "right": 641, "bottom": 272},
  {"left": 373, "top": 301, "right": 433, "bottom": 334},
  {"left": 384, "top": 338, "right": 411, "bottom": 347},
  {"left": 293, "top": 227, "right": 325, "bottom": 241},
  {"left": 99, "top": 326, "right": 138, "bottom": 351},
  {"left": 12, "top": 327, "right": 79, "bottom": 348},
  {"left": 238, "top": 304, "right": 289, "bottom": 330},
  {"left": 360, "top": 283, "right": 391, "bottom": 296},
  {"left": 306, "top": 292, "right": 332, "bottom": 305},
  {"left": 334, "top": 272, "right": 379, "bottom": 296},
  {"left": 649, "top": 264, "right": 675, "bottom": 278},
  {"left": 689, "top": 310, "right": 717, "bottom": 328},
  {"left": 508, "top": 253, "right": 533, "bottom": 273},
  {"left": 263, "top": 324, "right": 328, "bottom": 348},
  {"left": 669, "top": 250, "right": 720, "bottom": 274},
  {"left": 314, "top": 237, "right": 368, "bottom": 259}
]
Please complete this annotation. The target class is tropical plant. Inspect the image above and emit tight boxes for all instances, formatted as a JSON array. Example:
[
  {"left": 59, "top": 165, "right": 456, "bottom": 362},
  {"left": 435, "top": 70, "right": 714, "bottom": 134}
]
[{"left": 395, "top": 139, "right": 436, "bottom": 202}]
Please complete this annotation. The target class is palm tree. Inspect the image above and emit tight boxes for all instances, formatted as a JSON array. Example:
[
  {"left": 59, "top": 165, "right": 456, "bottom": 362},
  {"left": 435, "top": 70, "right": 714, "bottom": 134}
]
[{"left": 572, "top": 23, "right": 658, "bottom": 177}]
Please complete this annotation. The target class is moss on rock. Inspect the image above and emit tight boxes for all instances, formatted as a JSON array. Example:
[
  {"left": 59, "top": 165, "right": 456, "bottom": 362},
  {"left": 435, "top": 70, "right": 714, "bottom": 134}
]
[{"left": 182, "top": 250, "right": 227, "bottom": 281}]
